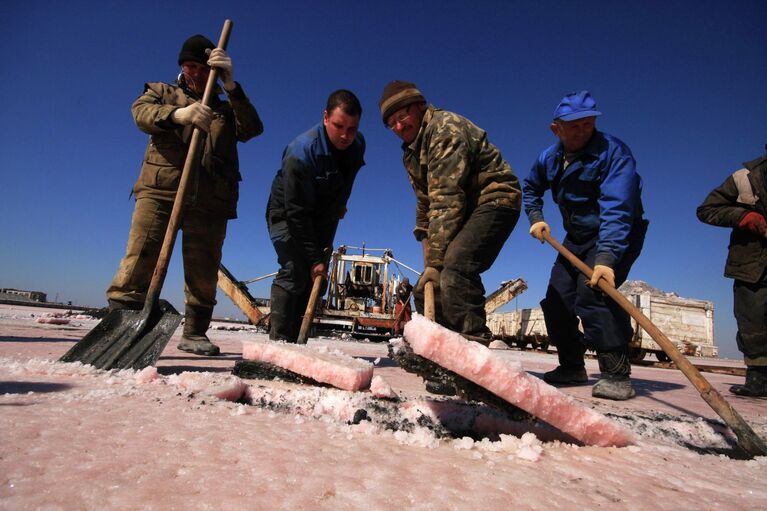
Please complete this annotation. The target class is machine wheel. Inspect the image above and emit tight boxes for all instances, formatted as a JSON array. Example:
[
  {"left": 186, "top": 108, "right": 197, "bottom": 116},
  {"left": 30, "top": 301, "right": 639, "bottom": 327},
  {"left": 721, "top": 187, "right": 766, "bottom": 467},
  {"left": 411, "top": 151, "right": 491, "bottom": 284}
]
[{"left": 629, "top": 348, "right": 646, "bottom": 363}]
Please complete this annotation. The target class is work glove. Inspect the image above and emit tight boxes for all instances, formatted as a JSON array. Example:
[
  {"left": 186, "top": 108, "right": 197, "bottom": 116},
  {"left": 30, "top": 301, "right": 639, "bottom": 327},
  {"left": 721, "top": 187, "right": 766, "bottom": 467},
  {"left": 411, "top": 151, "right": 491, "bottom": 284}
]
[
  {"left": 529, "top": 221, "right": 551, "bottom": 243},
  {"left": 738, "top": 212, "right": 767, "bottom": 237},
  {"left": 207, "top": 48, "right": 235, "bottom": 91},
  {"left": 171, "top": 103, "right": 213, "bottom": 132},
  {"left": 311, "top": 262, "right": 326, "bottom": 280},
  {"left": 415, "top": 266, "right": 440, "bottom": 293},
  {"left": 589, "top": 265, "right": 615, "bottom": 288}
]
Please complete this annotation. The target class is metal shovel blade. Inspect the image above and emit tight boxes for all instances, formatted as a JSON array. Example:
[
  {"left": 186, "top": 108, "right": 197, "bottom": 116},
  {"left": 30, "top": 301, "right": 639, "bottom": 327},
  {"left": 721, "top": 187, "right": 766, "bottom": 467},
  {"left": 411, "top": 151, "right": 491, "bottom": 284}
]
[{"left": 59, "top": 299, "right": 182, "bottom": 370}]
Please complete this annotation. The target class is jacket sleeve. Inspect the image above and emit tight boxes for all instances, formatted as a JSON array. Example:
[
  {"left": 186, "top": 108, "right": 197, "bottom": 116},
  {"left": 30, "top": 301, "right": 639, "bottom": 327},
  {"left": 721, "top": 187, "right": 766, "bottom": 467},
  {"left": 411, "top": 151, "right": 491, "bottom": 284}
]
[
  {"left": 281, "top": 154, "right": 322, "bottom": 264},
  {"left": 131, "top": 84, "right": 180, "bottom": 135},
  {"left": 696, "top": 175, "right": 750, "bottom": 228},
  {"left": 424, "top": 123, "right": 472, "bottom": 268},
  {"left": 522, "top": 155, "right": 549, "bottom": 225},
  {"left": 595, "top": 155, "right": 642, "bottom": 267},
  {"left": 225, "top": 82, "right": 264, "bottom": 142}
]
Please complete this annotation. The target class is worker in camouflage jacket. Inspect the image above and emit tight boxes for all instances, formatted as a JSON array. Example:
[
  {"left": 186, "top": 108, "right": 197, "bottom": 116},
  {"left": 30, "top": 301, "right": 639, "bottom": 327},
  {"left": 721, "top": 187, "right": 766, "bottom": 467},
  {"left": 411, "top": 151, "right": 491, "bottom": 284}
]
[
  {"left": 697, "top": 147, "right": 767, "bottom": 397},
  {"left": 266, "top": 90, "right": 365, "bottom": 343},
  {"left": 379, "top": 80, "right": 521, "bottom": 344},
  {"left": 523, "top": 91, "right": 647, "bottom": 401},
  {"left": 106, "top": 34, "right": 263, "bottom": 356}
]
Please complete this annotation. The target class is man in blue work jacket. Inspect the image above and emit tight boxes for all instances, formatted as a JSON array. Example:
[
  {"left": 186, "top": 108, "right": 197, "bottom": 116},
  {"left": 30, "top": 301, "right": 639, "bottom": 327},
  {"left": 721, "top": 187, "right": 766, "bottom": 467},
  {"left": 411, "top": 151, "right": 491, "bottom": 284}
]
[
  {"left": 522, "top": 91, "right": 648, "bottom": 400},
  {"left": 265, "top": 90, "right": 365, "bottom": 342}
]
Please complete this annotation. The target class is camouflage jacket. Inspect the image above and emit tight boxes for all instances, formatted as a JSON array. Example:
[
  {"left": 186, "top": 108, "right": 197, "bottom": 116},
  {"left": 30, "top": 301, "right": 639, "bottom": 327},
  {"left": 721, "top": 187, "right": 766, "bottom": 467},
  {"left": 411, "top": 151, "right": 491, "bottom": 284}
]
[
  {"left": 131, "top": 80, "right": 263, "bottom": 219},
  {"left": 402, "top": 106, "right": 521, "bottom": 268}
]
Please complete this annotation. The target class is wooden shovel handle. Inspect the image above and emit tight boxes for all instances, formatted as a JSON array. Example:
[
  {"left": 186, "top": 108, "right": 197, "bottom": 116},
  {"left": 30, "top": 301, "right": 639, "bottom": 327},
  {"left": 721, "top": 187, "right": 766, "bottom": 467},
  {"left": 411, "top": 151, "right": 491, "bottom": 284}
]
[
  {"left": 543, "top": 231, "right": 767, "bottom": 457},
  {"left": 424, "top": 281, "right": 436, "bottom": 321}
]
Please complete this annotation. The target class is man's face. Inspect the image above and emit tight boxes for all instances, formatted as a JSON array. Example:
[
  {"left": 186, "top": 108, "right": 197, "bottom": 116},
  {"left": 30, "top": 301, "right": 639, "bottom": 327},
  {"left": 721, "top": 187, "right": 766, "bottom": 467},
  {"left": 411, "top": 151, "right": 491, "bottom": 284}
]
[
  {"left": 181, "top": 61, "right": 210, "bottom": 95},
  {"left": 386, "top": 103, "right": 425, "bottom": 144},
  {"left": 323, "top": 107, "right": 360, "bottom": 151},
  {"left": 550, "top": 116, "right": 596, "bottom": 152}
]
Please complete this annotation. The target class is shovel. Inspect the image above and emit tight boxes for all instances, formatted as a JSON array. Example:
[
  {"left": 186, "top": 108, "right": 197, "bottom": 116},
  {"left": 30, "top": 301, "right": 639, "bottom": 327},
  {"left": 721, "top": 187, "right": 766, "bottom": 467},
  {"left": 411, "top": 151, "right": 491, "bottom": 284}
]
[
  {"left": 543, "top": 231, "right": 767, "bottom": 457},
  {"left": 60, "top": 20, "right": 234, "bottom": 370}
]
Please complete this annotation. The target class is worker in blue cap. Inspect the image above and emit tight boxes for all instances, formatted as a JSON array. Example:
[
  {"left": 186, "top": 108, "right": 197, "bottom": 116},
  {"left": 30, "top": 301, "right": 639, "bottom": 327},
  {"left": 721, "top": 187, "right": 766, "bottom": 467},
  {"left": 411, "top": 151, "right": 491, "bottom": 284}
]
[{"left": 522, "top": 91, "right": 649, "bottom": 400}]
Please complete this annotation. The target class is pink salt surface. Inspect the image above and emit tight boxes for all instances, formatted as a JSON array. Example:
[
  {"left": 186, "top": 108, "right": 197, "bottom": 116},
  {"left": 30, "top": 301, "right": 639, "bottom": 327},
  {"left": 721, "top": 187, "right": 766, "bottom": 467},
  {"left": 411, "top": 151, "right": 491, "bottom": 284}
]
[
  {"left": 404, "top": 315, "right": 634, "bottom": 447},
  {"left": 242, "top": 339, "right": 373, "bottom": 391},
  {"left": 1, "top": 304, "right": 766, "bottom": 510}
]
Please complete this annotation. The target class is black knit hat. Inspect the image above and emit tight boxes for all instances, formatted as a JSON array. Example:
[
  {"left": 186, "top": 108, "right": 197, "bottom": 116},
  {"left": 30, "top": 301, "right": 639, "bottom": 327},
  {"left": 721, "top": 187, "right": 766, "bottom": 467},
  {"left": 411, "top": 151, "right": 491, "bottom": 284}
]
[
  {"left": 178, "top": 34, "right": 215, "bottom": 65},
  {"left": 378, "top": 80, "right": 426, "bottom": 124}
]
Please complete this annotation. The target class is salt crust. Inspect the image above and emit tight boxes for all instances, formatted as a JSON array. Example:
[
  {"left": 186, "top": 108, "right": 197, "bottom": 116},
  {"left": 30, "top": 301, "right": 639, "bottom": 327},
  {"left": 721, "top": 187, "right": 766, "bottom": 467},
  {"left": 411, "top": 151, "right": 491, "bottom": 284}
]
[
  {"left": 404, "top": 314, "right": 635, "bottom": 447},
  {"left": 242, "top": 340, "right": 373, "bottom": 391}
]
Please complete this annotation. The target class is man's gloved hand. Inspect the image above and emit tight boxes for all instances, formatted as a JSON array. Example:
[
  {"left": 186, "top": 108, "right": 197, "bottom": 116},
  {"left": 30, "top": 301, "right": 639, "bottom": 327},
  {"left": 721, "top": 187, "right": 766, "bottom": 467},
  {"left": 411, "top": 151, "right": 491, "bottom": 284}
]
[
  {"left": 310, "top": 262, "right": 326, "bottom": 280},
  {"left": 529, "top": 221, "right": 551, "bottom": 243},
  {"left": 171, "top": 103, "right": 213, "bottom": 131},
  {"left": 738, "top": 212, "right": 767, "bottom": 237},
  {"left": 415, "top": 266, "right": 440, "bottom": 293},
  {"left": 589, "top": 265, "right": 615, "bottom": 288},
  {"left": 207, "top": 48, "right": 235, "bottom": 91}
]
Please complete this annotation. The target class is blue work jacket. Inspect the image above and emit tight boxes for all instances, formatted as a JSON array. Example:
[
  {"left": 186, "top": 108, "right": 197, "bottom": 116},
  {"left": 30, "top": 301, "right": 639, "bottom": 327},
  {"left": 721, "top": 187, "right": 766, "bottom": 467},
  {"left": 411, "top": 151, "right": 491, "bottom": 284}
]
[
  {"left": 522, "top": 130, "right": 644, "bottom": 267},
  {"left": 266, "top": 123, "right": 365, "bottom": 264}
]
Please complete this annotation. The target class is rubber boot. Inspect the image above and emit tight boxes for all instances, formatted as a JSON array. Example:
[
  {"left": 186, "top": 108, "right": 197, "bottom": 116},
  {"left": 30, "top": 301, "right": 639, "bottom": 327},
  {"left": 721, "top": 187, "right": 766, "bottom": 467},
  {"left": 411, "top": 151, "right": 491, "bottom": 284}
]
[
  {"left": 269, "top": 284, "right": 297, "bottom": 343},
  {"left": 544, "top": 340, "right": 588, "bottom": 385},
  {"left": 730, "top": 366, "right": 767, "bottom": 397},
  {"left": 177, "top": 305, "right": 221, "bottom": 356},
  {"left": 592, "top": 349, "right": 635, "bottom": 400}
]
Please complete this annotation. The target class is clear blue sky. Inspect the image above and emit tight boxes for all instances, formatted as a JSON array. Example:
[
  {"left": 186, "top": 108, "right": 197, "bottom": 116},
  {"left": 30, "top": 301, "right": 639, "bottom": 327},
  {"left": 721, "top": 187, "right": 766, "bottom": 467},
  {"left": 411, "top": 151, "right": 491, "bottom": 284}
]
[{"left": 2, "top": 1, "right": 765, "bottom": 359}]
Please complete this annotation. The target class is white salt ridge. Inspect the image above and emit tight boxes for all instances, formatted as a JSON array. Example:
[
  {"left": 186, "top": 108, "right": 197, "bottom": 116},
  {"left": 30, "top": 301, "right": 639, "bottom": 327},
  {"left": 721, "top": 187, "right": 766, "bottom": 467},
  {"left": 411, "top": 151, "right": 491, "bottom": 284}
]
[
  {"left": 404, "top": 315, "right": 635, "bottom": 447},
  {"left": 242, "top": 339, "right": 373, "bottom": 391},
  {"left": 370, "top": 375, "right": 398, "bottom": 399}
]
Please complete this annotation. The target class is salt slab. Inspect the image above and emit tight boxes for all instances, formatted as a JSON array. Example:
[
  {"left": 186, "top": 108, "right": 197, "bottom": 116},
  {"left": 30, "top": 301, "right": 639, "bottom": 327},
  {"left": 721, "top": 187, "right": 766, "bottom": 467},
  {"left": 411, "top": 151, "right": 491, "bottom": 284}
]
[
  {"left": 404, "top": 315, "right": 635, "bottom": 447},
  {"left": 242, "top": 340, "right": 373, "bottom": 392}
]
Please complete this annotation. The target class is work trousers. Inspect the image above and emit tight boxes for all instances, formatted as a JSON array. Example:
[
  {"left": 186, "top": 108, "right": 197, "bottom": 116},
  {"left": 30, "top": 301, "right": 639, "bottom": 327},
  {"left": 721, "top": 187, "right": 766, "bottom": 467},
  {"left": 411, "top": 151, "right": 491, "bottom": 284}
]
[
  {"left": 267, "top": 218, "right": 332, "bottom": 341},
  {"left": 734, "top": 272, "right": 767, "bottom": 366},
  {"left": 106, "top": 197, "right": 228, "bottom": 312},
  {"left": 415, "top": 203, "right": 519, "bottom": 336},
  {"left": 541, "top": 220, "right": 647, "bottom": 357}
]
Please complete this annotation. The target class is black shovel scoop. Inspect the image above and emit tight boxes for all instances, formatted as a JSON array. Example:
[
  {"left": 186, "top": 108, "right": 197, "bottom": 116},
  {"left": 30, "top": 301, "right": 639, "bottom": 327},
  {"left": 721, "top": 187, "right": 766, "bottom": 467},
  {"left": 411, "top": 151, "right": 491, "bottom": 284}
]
[{"left": 60, "top": 20, "right": 234, "bottom": 370}]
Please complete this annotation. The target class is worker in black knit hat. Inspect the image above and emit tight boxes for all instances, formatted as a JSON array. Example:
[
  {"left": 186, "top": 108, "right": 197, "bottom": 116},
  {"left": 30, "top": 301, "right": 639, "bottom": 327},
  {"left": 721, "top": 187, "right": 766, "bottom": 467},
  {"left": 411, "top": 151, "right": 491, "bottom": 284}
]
[
  {"left": 105, "top": 33, "right": 264, "bottom": 356},
  {"left": 379, "top": 80, "right": 522, "bottom": 379}
]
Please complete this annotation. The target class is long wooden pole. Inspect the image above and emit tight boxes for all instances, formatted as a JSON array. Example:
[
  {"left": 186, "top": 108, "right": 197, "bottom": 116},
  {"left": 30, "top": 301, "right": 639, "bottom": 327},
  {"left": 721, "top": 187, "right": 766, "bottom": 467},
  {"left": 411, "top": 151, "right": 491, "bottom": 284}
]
[{"left": 543, "top": 232, "right": 767, "bottom": 457}]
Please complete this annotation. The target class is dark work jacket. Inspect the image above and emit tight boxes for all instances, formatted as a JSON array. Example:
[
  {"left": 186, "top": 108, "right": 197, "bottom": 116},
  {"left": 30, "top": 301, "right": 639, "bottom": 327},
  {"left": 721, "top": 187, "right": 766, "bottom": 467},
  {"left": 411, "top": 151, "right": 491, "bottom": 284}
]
[
  {"left": 131, "top": 80, "right": 263, "bottom": 218},
  {"left": 266, "top": 123, "right": 365, "bottom": 264},
  {"left": 697, "top": 156, "right": 767, "bottom": 283}
]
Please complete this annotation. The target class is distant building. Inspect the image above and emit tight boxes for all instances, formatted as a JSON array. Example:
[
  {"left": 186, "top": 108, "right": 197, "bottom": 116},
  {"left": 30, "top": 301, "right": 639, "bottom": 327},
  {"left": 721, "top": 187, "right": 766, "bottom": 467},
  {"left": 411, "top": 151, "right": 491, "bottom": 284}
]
[{"left": 0, "top": 288, "right": 47, "bottom": 303}]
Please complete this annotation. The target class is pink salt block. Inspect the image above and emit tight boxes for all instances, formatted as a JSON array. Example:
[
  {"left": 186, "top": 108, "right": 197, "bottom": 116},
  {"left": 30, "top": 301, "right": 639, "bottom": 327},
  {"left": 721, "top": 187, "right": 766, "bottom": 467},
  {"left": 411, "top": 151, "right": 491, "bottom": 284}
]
[
  {"left": 36, "top": 317, "right": 71, "bottom": 325},
  {"left": 174, "top": 372, "right": 247, "bottom": 402},
  {"left": 404, "top": 315, "right": 635, "bottom": 447},
  {"left": 242, "top": 341, "right": 373, "bottom": 392},
  {"left": 370, "top": 375, "right": 398, "bottom": 399}
]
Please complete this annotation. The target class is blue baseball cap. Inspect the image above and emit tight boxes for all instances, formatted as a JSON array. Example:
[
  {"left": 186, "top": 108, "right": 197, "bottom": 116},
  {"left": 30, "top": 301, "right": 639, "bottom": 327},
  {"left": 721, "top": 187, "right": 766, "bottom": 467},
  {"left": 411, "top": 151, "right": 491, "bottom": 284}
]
[{"left": 553, "top": 91, "right": 602, "bottom": 121}]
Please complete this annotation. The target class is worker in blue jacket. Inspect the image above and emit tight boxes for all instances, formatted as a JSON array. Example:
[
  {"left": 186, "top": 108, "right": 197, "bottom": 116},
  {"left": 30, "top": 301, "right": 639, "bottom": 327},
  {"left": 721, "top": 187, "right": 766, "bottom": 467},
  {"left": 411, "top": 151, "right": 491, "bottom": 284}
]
[
  {"left": 266, "top": 90, "right": 365, "bottom": 342},
  {"left": 522, "top": 91, "right": 648, "bottom": 400}
]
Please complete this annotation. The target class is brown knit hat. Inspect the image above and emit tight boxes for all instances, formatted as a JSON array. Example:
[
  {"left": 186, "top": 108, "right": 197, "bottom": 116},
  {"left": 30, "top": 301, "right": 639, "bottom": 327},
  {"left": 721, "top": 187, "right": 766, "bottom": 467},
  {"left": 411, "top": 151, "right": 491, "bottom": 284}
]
[{"left": 378, "top": 80, "right": 426, "bottom": 125}]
